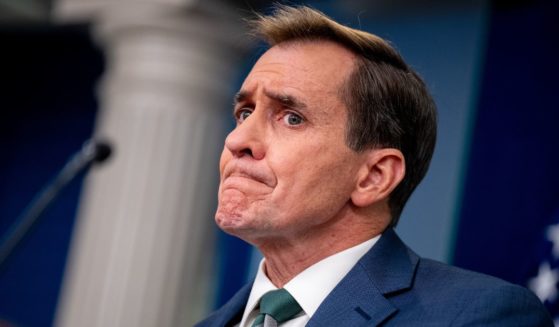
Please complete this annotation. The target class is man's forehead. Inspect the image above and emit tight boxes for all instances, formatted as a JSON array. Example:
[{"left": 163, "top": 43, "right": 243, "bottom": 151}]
[
  {"left": 239, "top": 42, "right": 355, "bottom": 100},
  {"left": 251, "top": 41, "right": 355, "bottom": 79}
]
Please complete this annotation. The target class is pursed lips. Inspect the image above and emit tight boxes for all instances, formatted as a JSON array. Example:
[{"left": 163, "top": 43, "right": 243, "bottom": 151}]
[{"left": 222, "top": 162, "right": 275, "bottom": 189}]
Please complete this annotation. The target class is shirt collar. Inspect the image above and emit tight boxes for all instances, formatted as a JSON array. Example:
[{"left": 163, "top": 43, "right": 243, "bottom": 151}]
[{"left": 239, "top": 235, "right": 380, "bottom": 325}]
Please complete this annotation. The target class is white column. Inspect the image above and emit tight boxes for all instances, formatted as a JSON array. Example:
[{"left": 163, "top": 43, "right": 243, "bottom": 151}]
[{"left": 53, "top": 1, "right": 246, "bottom": 326}]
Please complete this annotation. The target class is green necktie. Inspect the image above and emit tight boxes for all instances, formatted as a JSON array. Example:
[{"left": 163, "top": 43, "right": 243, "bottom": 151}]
[{"left": 251, "top": 288, "right": 303, "bottom": 327}]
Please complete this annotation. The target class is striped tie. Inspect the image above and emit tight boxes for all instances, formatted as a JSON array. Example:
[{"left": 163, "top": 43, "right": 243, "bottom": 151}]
[{"left": 251, "top": 289, "right": 302, "bottom": 327}]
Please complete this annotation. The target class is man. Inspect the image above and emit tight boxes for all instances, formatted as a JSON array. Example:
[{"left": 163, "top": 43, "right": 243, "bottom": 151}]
[{"left": 196, "top": 5, "right": 552, "bottom": 327}]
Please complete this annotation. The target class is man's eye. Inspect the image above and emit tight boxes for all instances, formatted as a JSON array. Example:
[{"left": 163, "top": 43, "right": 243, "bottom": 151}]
[
  {"left": 237, "top": 109, "right": 252, "bottom": 123},
  {"left": 283, "top": 112, "right": 303, "bottom": 126}
]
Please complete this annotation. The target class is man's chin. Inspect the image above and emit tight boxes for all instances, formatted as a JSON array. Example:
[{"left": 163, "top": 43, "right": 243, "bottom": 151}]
[
  {"left": 215, "top": 210, "right": 249, "bottom": 231},
  {"left": 215, "top": 211, "right": 264, "bottom": 241}
]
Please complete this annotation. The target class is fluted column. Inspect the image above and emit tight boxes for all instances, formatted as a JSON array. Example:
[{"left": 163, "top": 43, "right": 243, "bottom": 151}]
[{"left": 53, "top": 1, "right": 246, "bottom": 326}]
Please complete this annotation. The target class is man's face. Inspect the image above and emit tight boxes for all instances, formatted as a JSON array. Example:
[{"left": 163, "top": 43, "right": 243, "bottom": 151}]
[{"left": 215, "top": 41, "right": 366, "bottom": 243}]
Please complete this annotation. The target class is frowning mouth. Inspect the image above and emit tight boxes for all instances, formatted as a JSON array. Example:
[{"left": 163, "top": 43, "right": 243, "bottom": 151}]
[{"left": 222, "top": 162, "right": 275, "bottom": 188}]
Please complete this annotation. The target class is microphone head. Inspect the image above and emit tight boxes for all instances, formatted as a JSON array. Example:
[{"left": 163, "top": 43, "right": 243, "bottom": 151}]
[{"left": 93, "top": 141, "right": 112, "bottom": 163}]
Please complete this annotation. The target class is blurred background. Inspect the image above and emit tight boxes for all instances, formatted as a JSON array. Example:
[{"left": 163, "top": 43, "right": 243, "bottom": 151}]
[{"left": 0, "top": 0, "right": 557, "bottom": 326}]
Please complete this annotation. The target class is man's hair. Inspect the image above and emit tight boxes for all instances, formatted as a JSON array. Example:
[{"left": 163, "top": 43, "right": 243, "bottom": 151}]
[{"left": 250, "top": 5, "right": 437, "bottom": 226}]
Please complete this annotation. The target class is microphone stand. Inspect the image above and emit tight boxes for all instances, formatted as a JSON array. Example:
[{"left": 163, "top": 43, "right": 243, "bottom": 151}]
[{"left": 0, "top": 139, "right": 112, "bottom": 269}]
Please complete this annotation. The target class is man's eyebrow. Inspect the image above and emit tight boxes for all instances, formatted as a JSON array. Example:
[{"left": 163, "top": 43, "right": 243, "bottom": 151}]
[
  {"left": 233, "top": 91, "right": 248, "bottom": 106},
  {"left": 264, "top": 90, "right": 307, "bottom": 110},
  {"left": 233, "top": 90, "right": 307, "bottom": 111}
]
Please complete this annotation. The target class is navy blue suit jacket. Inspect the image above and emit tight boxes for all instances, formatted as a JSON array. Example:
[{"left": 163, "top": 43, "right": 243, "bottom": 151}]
[{"left": 195, "top": 229, "right": 552, "bottom": 326}]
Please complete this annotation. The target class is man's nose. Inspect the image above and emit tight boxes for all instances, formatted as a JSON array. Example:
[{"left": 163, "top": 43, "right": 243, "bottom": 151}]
[{"left": 224, "top": 113, "right": 266, "bottom": 160}]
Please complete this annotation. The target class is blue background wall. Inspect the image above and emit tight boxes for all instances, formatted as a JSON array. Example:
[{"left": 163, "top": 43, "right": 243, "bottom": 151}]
[
  {"left": 0, "top": 25, "right": 103, "bottom": 326},
  {"left": 453, "top": 1, "right": 559, "bottom": 316},
  {"left": 454, "top": 0, "right": 559, "bottom": 282},
  {"left": 1, "top": 0, "right": 558, "bottom": 325}
]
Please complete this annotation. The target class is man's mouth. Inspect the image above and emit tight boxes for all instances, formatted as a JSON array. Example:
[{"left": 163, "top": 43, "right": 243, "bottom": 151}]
[{"left": 222, "top": 162, "right": 275, "bottom": 188}]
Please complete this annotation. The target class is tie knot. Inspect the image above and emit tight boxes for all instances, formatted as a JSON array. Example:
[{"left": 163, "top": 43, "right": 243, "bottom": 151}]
[{"left": 255, "top": 288, "right": 302, "bottom": 325}]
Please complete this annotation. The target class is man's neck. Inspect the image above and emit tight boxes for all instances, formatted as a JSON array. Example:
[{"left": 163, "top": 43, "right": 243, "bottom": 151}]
[{"left": 257, "top": 216, "right": 386, "bottom": 287}]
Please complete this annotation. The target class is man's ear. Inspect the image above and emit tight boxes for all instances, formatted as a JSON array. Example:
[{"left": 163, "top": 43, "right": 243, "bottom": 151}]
[{"left": 351, "top": 148, "right": 405, "bottom": 207}]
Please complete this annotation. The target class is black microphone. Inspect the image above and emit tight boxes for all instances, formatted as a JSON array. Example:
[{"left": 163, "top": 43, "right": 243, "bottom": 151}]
[{"left": 0, "top": 139, "right": 113, "bottom": 268}]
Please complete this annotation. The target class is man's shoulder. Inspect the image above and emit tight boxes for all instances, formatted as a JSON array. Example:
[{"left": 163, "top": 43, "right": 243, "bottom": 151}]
[
  {"left": 416, "top": 256, "right": 517, "bottom": 289},
  {"left": 414, "top": 257, "right": 529, "bottom": 297},
  {"left": 360, "top": 230, "right": 553, "bottom": 325},
  {"left": 375, "top": 230, "right": 540, "bottom": 300},
  {"left": 399, "top": 256, "right": 553, "bottom": 325}
]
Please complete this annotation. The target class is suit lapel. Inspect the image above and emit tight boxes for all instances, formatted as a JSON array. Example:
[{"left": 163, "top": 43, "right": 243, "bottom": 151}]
[
  {"left": 194, "top": 283, "right": 251, "bottom": 327},
  {"left": 306, "top": 264, "right": 398, "bottom": 327},
  {"left": 307, "top": 229, "right": 419, "bottom": 326}
]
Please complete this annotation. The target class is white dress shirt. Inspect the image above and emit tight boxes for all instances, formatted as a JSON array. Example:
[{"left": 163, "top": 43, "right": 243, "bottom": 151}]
[{"left": 236, "top": 235, "right": 380, "bottom": 327}]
